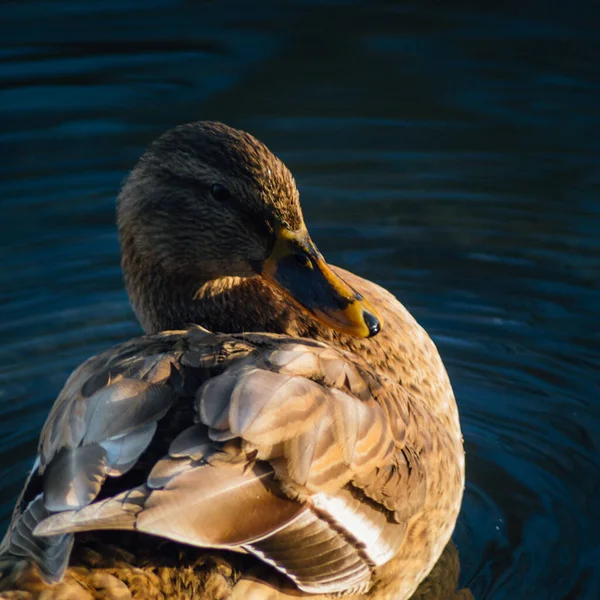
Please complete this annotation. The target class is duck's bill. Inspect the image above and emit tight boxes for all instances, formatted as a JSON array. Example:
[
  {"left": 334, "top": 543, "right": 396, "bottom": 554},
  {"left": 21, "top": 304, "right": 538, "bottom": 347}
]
[{"left": 260, "top": 229, "right": 382, "bottom": 338}]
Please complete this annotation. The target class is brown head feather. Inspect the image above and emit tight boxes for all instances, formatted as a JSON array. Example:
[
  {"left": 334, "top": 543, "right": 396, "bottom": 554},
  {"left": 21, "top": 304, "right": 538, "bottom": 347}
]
[{"left": 117, "top": 122, "right": 304, "bottom": 333}]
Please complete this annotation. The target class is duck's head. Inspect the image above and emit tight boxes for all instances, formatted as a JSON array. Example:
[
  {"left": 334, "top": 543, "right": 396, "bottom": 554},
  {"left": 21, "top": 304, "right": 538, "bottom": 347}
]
[{"left": 117, "top": 121, "right": 381, "bottom": 338}]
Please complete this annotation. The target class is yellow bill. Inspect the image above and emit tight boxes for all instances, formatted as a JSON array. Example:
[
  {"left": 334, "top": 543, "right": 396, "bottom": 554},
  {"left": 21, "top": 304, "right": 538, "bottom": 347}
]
[{"left": 260, "top": 228, "right": 381, "bottom": 338}]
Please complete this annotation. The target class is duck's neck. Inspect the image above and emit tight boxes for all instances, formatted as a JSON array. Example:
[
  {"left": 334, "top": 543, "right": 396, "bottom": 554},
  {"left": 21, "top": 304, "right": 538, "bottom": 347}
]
[{"left": 121, "top": 241, "right": 317, "bottom": 338}]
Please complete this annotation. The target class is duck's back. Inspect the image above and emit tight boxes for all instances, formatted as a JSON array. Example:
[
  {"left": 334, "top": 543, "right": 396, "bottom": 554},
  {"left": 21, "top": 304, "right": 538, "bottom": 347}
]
[{"left": 0, "top": 325, "right": 440, "bottom": 599}]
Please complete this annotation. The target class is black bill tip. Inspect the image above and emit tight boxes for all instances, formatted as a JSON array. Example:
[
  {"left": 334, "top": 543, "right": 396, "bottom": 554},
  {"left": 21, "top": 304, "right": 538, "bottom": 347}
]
[{"left": 362, "top": 310, "right": 381, "bottom": 337}]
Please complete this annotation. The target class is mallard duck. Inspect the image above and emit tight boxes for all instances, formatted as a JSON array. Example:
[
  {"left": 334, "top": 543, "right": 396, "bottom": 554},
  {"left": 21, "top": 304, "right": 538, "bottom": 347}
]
[{"left": 0, "top": 122, "right": 466, "bottom": 600}]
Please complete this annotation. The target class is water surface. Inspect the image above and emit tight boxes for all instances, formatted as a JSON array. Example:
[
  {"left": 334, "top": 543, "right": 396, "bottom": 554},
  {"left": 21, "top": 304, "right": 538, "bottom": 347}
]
[{"left": 1, "top": 2, "right": 599, "bottom": 598}]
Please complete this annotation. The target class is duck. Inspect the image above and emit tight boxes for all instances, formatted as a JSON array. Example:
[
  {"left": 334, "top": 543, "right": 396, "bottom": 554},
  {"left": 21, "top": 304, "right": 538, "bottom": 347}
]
[{"left": 0, "top": 122, "right": 467, "bottom": 600}]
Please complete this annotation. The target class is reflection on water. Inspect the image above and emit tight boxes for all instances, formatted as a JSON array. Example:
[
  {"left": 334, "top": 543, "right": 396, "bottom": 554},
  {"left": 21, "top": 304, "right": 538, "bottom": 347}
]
[{"left": 1, "top": 2, "right": 599, "bottom": 598}]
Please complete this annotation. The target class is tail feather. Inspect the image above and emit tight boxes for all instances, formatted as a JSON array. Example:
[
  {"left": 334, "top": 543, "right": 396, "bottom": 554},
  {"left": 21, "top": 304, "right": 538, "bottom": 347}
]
[{"left": 0, "top": 495, "right": 73, "bottom": 583}]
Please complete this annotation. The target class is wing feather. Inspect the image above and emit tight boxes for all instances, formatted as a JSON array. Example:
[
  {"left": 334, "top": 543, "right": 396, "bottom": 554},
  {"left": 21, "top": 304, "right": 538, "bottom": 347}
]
[
  {"left": 43, "top": 445, "right": 108, "bottom": 512},
  {"left": 4, "top": 328, "right": 424, "bottom": 596}
]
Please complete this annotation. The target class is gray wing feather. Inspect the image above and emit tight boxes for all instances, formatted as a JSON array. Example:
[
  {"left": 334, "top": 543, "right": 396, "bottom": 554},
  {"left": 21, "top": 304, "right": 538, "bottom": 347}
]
[
  {"left": 168, "top": 424, "right": 213, "bottom": 460},
  {"left": 43, "top": 445, "right": 108, "bottom": 512},
  {"left": 147, "top": 456, "right": 195, "bottom": 489},
  {"left": 3, "top": 340, "right": 181, "bottom": 582},
  {"left": 0, "top": 495, "right": 73, "bottom": 583},
  {"left": 101, "top": 421, "right": 158, "bottom": 476},
  {"left": 82, "top": 381, "right": 174, "bottom": 444},
  {"left": 34, "top": 488, "right": 147, "bottom": 537}
]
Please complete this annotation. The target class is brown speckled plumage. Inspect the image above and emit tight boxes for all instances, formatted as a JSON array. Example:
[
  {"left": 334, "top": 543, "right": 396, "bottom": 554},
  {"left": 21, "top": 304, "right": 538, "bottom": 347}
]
[{"left": 1, "top": 122, "right": 468, "bottom": 600}]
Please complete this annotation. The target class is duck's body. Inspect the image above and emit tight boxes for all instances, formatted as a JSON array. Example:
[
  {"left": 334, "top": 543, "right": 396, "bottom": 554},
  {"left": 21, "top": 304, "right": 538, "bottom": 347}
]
[{"left": 0, "top": 122, "right": 466, "bottom": 599}]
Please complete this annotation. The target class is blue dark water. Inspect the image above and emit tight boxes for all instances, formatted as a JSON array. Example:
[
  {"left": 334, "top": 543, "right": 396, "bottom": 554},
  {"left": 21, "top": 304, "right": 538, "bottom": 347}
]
[{"left": 1, "top": 1, "right": 599, "bottom": 598}]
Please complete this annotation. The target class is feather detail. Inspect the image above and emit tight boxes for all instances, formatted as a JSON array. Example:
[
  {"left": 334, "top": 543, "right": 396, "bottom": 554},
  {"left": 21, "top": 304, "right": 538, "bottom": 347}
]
[
  {"left": 3, "top": 326, "right": 436, "bottom": 594},
  {"left": 0, "top": 495, "right": 73, "bottom": 583},
  {"left": 43, "top": 445, "right": 108, "bottom": 512}
]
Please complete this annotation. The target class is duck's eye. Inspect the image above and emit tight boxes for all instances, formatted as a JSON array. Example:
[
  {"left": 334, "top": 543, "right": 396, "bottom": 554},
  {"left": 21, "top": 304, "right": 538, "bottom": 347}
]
[
  {"left": 211, "top": 184, "right": 231, "bottom": 201},
  {"left": 292, "top": 252, "right": 312, "bottom": 269}
]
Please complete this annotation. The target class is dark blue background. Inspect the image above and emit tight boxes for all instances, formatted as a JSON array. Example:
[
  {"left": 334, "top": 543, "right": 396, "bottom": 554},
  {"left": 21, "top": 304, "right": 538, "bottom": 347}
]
[{"left": 1, "top": 2, "right": 599, "bottom": 598}]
